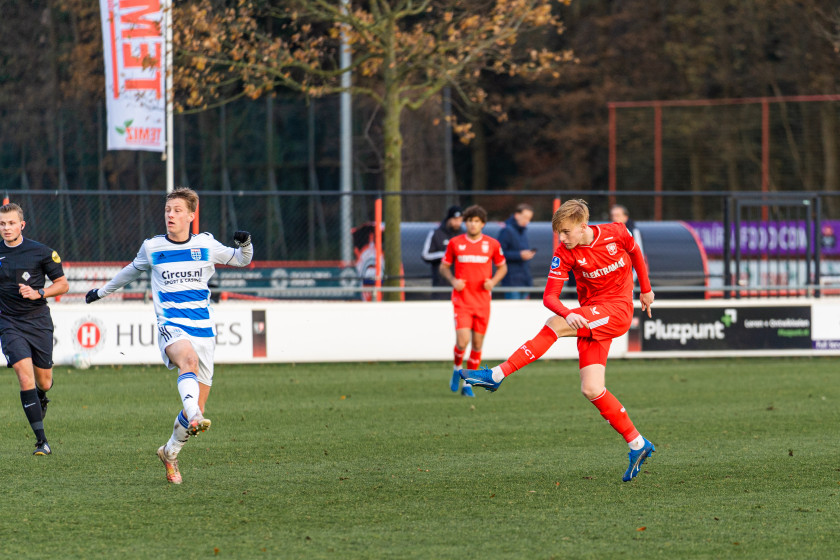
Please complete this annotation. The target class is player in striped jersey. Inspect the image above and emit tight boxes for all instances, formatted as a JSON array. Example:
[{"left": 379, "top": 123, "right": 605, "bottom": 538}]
[
  {"left": 85, "top": 187, "right": 253, "bottom": 484},
  {"left": 460, "top": 199, "right": 656, "bottom": 481}
]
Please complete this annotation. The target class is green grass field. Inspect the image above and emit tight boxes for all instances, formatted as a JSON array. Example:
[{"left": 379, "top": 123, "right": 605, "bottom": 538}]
[{"left": 1, "top": 357, "right": 838, "bottom": 559}]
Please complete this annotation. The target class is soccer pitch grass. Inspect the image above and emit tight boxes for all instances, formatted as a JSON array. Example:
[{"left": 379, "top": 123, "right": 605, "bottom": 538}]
[{"left": 1, "top": 358, "right": 838, "bottom": 559}]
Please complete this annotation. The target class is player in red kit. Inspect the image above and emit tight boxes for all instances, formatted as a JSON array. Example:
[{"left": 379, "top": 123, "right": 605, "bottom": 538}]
[
  {"left": 440, "top": 205, "right": 507, "bottom": 397},
  {"left": 460, "top": 199, "right": 656, "bottom": 481}
]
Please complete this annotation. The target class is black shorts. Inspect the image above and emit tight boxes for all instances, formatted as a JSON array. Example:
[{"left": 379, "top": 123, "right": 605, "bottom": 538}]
[{"left": 0, "top": 311, "right": 55, "bottom": 369}]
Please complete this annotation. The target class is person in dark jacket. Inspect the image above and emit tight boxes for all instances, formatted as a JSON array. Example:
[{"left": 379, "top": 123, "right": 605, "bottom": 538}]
[
  {"left": 497, "top": 203, "right": 536, "bottom": 299},
  {"left": 421, "top": 205, "right": 463, "bottom": 300}
]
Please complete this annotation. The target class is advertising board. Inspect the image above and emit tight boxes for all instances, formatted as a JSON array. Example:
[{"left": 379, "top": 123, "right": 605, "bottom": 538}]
[{"left": 631, "top": 305, "right": 812, "bottom": 352}]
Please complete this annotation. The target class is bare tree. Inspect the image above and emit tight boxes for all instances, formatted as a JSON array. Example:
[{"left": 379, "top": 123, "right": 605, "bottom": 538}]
[{"left": 174, "top": 0, "right": 573, "bottom": 298}]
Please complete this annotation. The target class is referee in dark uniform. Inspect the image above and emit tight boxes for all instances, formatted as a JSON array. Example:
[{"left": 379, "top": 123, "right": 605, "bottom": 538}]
[{"left": 0, "top": 203, "right": 68, "bottom": 455}]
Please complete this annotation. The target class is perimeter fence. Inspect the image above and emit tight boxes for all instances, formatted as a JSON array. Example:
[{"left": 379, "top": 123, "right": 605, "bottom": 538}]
[{"left": 4, "top": 189, "right": 840, "bottom": 301}]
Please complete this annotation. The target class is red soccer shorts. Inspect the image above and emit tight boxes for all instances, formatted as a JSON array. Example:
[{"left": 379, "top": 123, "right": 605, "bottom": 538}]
[
  {"left": 453, "top": 302, "right": 491, "bottom": 334},
  {"left": 569, "top": 301, "right": 633, "bottom": 368}
]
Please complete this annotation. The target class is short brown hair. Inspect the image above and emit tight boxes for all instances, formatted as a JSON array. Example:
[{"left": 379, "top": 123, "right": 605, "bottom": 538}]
[
  {"left": 515, "top": 203, "right": 534, "bottom": 214},
  {"left": 551, "top": 199, "right": 589, "bottom": 232},
  {"left": 0, "top": 203, "right": 24, "bottom": 221},
  {"left": 166, "top": 187, "right": 199, "bottom": 212},
  {"left": 463, "top": 205, "right": 488, "bottom": 223}
]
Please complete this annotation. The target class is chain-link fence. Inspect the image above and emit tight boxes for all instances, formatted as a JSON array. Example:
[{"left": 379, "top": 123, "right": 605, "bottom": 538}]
[{"left": 6, "top": 189, "right": 840, "bottom": 301}]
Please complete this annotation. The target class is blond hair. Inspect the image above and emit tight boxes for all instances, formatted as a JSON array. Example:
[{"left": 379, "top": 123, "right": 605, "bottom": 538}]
[
  {"left": 166, "top": 187, "right": 199, "bottom": 213},
  {"left": 0, "top": 202, "right": 24, "bottom": 221},
  {"left": 551, "top": 199, "right": 589, "bottom": 232}
]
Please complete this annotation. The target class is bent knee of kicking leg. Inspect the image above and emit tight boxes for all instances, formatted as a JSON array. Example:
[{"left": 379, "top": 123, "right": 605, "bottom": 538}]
[
  {"left": 181, "top": 355, "right": 200, "bottom": 374},
  {"left": 581, "top": 383, "right": 605, "bottom": 401},
  {"left": 546, "top": 315, "right": 576, "bottom": 337}
]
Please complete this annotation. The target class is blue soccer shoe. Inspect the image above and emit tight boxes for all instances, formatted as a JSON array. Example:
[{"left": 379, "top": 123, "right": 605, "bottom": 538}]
[
  {"left": 460, "top": 384, "right": 475, "bottom": 398},
  {"left": 622, "top": 438, "right": 655, "bottom": 482},
  {"left": 459, "top": 366, "right": 502, "bottom": 392},
  {"left": 450, "top": 369, "right": 461, "bottom": 392}
]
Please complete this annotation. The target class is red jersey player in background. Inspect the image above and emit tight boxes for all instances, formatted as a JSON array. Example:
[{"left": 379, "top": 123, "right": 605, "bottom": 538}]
[
  {"left": 440, "top": 205, "right": 507, "bottom": 397},
  {"left": 460, "top": 199, "right": 656, "bottom": 481}
]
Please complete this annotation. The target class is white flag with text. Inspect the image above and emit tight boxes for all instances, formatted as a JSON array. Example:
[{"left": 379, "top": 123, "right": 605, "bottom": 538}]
[{"left": 99, "top": 0, "right": 166, "bottom": 152}]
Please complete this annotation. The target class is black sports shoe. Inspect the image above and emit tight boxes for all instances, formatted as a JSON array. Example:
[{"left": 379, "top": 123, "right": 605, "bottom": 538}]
[{"left": 33, "top": 440, "right": 52, "bottom": 455}]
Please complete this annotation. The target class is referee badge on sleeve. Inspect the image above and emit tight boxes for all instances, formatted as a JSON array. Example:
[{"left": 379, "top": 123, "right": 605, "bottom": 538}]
[{"left": 52, "top": 251, "right": 61, "bottom": 263}]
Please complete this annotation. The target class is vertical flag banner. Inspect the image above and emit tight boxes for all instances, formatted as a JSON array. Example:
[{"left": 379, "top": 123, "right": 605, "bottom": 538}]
[{"left": 100, "top": 0, "right": 166, "bottom": 152}]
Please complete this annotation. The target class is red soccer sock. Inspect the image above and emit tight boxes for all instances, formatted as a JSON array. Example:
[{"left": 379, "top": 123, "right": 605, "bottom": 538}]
[
  {"left": 466, "top": 350, "right": 482, "bottom": 370},
  {"left": 589, "top": 388, "right": 640, "bottom": 443},
  {"left": 499, "top": 325, "right": 558, "bottom": 376},
  {"left": 453, "top": 345, "right": 466, "bottom": 368}
]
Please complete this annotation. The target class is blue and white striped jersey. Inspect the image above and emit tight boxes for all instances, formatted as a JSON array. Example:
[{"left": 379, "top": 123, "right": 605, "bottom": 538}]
[{"left": 98, "top": 233, "right": 253, "bottom": 337}]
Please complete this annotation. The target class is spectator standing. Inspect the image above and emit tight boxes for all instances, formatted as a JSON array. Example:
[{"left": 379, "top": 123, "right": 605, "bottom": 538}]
[
  {"left": 421, "top": 205, "right": 463, "bottom": 300},
  {"left": 497, "top": 203, "right": 536, "bottom": 299},
  {"left": 610, "top": 204, "right": 636, "bottom": 235}
]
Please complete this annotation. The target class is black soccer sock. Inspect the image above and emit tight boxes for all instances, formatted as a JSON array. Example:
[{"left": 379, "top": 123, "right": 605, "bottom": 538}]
[{"left": 20, "top": 389, "right": 46, "bottom": 442}]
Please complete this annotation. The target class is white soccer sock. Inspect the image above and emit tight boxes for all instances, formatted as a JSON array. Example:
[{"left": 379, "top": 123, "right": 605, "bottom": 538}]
[
  {"left": 177, "top": 372, "right": 201, "bottom": 420},
  {"left": 628, "top": 434, "right": 646, "bottom": 450},
  {"left": 491, "top": 366, "right": 505, "bottom": 383},
  {"left": 165, "top": 411, "right": 191, "bottom": 458}
]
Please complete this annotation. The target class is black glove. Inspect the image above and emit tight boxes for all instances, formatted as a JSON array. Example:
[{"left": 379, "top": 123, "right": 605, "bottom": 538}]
[
  {"left": 233, "top": 230, "right": 251, "bottom": 247},
  {"left": 85, "top": 289, "right": 102, "bottom": 304}
]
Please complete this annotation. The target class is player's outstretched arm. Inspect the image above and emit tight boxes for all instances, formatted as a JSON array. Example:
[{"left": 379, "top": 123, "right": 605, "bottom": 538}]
[
  {"left": 228, "top": 230, "right": 253, "bottom": 267},
  {"left": 86, "top": 261, "right": 145, "bottom": 303}
]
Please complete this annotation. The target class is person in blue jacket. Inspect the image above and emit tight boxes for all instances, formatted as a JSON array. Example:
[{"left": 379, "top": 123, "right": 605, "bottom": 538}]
[{"left": 497, "top": 203, "right": 536, "bottom": 299}]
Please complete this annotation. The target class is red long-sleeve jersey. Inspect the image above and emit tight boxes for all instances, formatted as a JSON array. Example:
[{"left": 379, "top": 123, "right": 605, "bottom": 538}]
[{"left": 542, "top": 223, "right": 651, "bottom": 318}]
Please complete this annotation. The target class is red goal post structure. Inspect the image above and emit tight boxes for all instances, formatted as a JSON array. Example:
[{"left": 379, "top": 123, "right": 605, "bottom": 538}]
[{"left": 608, "top": 94, "right": 840, "bottom": 221}]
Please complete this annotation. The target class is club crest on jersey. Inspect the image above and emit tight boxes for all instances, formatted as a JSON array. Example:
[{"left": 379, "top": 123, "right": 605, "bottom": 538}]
[
  {"left": 551, "top": 256, "right": 560, "bottom": 270},
  {"left": 481, "top": 241, "right": 489, "bottom": 253},
  {"left": 607, "top": 242, "right": 618, "bottom": 255},
  {"left": 191, "top": 248, "right": 202, "bottom": 260}
]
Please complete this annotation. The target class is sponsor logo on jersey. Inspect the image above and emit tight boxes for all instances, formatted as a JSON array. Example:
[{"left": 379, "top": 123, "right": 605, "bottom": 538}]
[
  {"left": 581, "top": 257, "right": 626, "bottom": 279},
  {"left": 551, "top": 256, "right": 561, "bottom": 269},
  {"left": 161, "top": 269, "right": 202, "bottom": 280},
  {"left": 52, "top": 251, "right": 61, "bottom": 263},
  {"left": 457, "top": 254, "right": 490, "bottom": 263},
  {"left": 577, "top": 258, "right": 587, "bottom": 265},
  {"left": 458, "top": 244, "right": 466, "bottom": 250},
  {"left": 607, "top": 243, "right": 618, "bottom": 255}
]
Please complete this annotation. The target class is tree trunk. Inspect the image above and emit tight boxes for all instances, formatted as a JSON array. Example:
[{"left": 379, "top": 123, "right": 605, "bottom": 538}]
[
  {"left": 471, "top": 115, "right": 488, "bottom": 192},
  {"left": 382, "top": 23, "right": 403, "bottom": 301}
]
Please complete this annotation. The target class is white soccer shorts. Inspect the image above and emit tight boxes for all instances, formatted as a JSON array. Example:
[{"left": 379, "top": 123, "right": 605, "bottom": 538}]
[{"left": 157, "top": 324, "right": 216, "bottom": 386}]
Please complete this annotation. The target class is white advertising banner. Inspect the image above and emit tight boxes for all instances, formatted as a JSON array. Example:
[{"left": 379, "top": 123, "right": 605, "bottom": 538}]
[
  {"left": 52, "top": 304, "right": 259, "bottom": 366},
  {"left": 99, "top": 0, "right": 166, "bottom": 152}
]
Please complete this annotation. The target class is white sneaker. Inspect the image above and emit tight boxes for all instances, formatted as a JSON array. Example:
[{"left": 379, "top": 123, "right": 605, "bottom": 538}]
[{"left": 187, "top": 413, "right": 211, "bottom": 436}]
